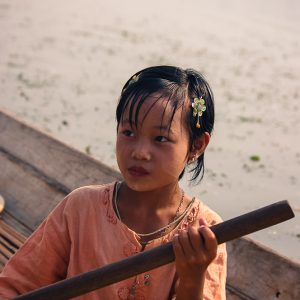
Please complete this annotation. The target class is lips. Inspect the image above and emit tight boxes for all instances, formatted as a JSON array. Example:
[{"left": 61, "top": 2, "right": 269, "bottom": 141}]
[{"left": 128, "top": 166, "right": 149, "bottom": 177}]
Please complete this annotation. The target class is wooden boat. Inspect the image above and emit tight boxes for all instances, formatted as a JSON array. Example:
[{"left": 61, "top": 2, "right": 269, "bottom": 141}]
[{"left": 0, "top": 109, "right": 299, "bottom": 299}]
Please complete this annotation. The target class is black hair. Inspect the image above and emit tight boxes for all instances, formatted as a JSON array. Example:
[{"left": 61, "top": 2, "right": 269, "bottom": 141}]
[{"left": 116, "top": 65, "right": 215, "bottom": 183}]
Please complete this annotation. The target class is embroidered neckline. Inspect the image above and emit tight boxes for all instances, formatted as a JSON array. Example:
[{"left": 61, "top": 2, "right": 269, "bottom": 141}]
[{"left": 112, "top": 181, "right": 196, "bottom": 243}]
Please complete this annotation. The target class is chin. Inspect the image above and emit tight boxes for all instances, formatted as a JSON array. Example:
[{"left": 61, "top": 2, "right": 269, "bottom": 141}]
[
  {"left": 122, "top": 177, "right": 155, "bottom": 192},
  {"left": 125, "top": 181, "right": 151, "bottom": 192}
]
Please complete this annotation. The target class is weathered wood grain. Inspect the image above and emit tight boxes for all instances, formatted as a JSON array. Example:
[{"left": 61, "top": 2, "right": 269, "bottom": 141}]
[
  {"left": 0, "top": 218, "right": 27, "bottom": 272},
  {"left": 227, "top": 237, "right": 300, "bottom": 300},
  {"left": 0, "top": 220, "right": 27, "bottom": 248},
  {"left": 0, "top": 109, "right": 122, "bottom": 193},
  {"left": 0, "top": 152, "right": 67, "bottom": 230},
  {"left": 0, "top": 109, "right": 122, "bottom": 229},
  {"left": 0, "top": 211, "right": 32, "bottom": 238}
]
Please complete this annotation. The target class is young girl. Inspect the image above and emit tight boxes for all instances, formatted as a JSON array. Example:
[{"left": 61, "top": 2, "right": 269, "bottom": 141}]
[{"left": 0, "top": 66, "right": 226, "bottom": 300}]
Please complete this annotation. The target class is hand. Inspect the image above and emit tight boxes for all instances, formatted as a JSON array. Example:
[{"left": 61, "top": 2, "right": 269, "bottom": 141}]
[{"left": 172, "top": 218, "right": 218, "bottom": 287}]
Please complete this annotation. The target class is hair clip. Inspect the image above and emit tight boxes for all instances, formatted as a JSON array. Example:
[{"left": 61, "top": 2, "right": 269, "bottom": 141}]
[
  {"left": 192, "top": 97, "right": 206, "bottom": 128},
  {"left": 121, "top": 74, "right": 139, "bottom": 95},
  {"left": 129, "top": 74, "right": 139, "bottom": 85}
]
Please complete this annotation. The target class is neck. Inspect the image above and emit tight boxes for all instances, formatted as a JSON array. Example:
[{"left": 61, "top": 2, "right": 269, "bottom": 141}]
[
  {"left": 115, "top": 181, "right": 188, "bottom": 237},
  {"left": 119, "top": 182, "right": 182, "bottom": 212}
]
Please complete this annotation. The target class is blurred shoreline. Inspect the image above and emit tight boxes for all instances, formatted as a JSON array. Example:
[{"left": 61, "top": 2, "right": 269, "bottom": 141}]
[{"left": 0, "top": 0, "right": 299, "bottom": 260}]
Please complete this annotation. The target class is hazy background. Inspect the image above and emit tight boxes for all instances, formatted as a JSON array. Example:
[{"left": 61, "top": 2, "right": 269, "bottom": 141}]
[{"left": 1, "top": 0, "right": 299, "bottom": 260}]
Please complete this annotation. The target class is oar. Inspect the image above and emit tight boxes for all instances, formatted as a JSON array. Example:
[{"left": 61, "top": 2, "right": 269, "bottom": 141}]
[{"left": 14, "top": 200, "right": 295, "bottom": 300}]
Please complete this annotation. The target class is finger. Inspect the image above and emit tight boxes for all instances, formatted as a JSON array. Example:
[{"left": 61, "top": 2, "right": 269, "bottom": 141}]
[
  {"left": 198, "top": 219, "right": 207, "bottom": 245},
  {"left": 172, "top": 234, "right": 186, "bottom": 261},
  {"left": 178, "top": 229, "right": 196, "bottom": 256},
  {"left": 199, "top": 226, "right": 218, "bottom": 256},
  {"left": 175, "top": 229, "right": 198, "bottom": 257},
  {"left": 188, "top": 225, "right": 203, "bottom": 252}
]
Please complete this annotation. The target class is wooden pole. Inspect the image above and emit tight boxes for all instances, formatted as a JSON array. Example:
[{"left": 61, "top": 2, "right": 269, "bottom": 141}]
[{"left": 14, "top": 200, "right": 294, "bottom": 300}]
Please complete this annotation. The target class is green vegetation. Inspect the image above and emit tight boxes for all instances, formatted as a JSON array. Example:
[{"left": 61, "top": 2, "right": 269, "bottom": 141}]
[{"left": 250, "top": 155, "right": 260, "bottom": 162}]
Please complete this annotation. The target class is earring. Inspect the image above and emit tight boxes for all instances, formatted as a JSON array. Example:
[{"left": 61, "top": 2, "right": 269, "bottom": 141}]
[{"left": 189, "top": 155, "right": 197, "bottom": 163}]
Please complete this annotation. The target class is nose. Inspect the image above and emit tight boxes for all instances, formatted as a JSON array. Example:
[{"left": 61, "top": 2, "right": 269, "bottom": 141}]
[{"left": 131, "top": 140, "right": 151, "bottom": 161}]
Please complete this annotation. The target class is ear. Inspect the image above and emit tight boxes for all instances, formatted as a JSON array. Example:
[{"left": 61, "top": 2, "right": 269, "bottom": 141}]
[{"left": 188, "top": 132, "right": 210, "bottom": 161}]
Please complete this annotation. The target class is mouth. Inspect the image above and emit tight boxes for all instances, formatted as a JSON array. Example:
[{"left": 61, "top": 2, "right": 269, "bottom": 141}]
[{"left": 128, "top": 166, "right": 149, "bottom": 177}]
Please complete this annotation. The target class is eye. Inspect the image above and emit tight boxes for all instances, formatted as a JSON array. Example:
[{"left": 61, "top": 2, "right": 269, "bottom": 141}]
[
  {"left": 155, "top": 136, "right": 168, "bottom": 142},
  {"left": 122, "top": 130, "right": 134, "bottom": 137}
]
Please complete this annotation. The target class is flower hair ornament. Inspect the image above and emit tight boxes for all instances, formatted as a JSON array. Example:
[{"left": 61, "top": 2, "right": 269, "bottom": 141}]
[
  {"left": 192, "top": 97, "right": 206, "bottom": 128},
  {"left": 122, "top": 74, "right": 139, "bottom": 95}
]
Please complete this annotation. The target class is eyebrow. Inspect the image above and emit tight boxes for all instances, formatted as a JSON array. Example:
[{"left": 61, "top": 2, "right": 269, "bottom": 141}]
[
  {"left": 121, "top": 119, "right": 175, "bottom": 134},
  {"left": 154, "top": 125, "right": 175, "bottom": 134}
]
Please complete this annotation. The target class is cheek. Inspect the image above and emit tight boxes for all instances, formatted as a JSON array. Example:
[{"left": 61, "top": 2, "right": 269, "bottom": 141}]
[
  {"left": 116, "top": 138, "right": 126, "bottom": 161},
  {"left": 116, "top": 137, "right": 133, "bottom": 164},
  {"left": 172, "top": 151, "right": 188, "bottom": 168},
  {"left": 159, "top": 151, "right": 187, "bottom": 180},
  {"left": 163, "top": 145, "right": 189, "bottom": 169},
  {"left": 176, "top": 138, "right": 190, "bottom": 158}
]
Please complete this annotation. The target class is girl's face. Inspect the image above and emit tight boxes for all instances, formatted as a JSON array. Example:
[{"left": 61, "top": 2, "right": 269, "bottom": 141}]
[{"left": 116, "top": 96, "right": 190, "bottom": 192}]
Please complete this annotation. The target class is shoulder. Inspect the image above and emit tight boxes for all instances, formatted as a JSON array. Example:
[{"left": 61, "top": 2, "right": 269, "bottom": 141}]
[
  {"left": 67, "top": 182, "right": 115, "bottom": 201},
  {"left": 57, "top": 182, "right": 116, "bottom": 214},
  {"left": 44, "top": 182, "right": 118, "bottom": 228}
]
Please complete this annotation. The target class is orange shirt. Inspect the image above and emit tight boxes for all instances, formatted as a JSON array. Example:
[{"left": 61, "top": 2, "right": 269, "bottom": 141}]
[{"left": 0, "top": 183, "right": 226, "bottom": 300}]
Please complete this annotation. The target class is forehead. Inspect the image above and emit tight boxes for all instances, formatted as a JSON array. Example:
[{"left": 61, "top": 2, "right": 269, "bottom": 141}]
[{"left": 121, "top": 95, "right": 187, "bottom": 128}]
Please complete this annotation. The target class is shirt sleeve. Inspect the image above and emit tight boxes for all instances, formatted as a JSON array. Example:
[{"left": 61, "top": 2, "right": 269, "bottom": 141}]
[{"left": 0, "top": 197, "right": 71, "bottom": 299}]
